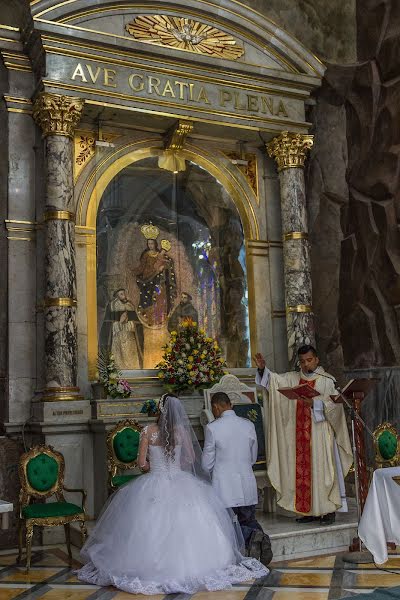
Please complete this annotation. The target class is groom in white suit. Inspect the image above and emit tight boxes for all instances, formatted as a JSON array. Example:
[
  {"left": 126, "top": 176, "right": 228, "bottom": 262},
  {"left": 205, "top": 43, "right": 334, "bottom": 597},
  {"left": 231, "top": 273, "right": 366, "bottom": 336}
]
[{"left": 202, "top": 392, "right": 272, "bottom": 565}]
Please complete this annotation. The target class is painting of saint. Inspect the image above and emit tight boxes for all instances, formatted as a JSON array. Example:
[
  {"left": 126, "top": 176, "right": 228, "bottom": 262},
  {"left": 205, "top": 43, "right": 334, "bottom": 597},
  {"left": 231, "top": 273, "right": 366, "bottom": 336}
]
[
  {"left": 133, "top": 224, "right": 177, "bottom": 327},
  {"left": 99, "top": 289, "right": 144, "bottom": 369},
  {"left": 168, "top": 292, "right": 199, "bottom": 332}
]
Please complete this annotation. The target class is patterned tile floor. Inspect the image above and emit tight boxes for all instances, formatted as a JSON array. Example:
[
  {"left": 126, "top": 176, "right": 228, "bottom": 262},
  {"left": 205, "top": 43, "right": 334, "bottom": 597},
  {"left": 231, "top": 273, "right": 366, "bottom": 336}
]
[{"left": 1, "top": 545, "right": 400, "bottom": 599}]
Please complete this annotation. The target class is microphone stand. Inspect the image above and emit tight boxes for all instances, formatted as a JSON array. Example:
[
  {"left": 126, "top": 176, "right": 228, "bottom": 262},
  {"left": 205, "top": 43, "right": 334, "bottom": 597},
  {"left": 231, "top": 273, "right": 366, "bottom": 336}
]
[{"left": 315, "top": 371, "right": 375, "bottom": 563}]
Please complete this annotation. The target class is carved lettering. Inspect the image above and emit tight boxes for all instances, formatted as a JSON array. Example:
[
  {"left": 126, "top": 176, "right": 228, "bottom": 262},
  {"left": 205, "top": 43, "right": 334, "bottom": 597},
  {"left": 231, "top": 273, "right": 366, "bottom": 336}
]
[
  {"left": 148, "top": 76, "right": 161, "bottom": 95},
  {"left": 197, "top": 87, "right": 210, "bottom": 104},
  {"left": 233, "top": 91, "right": 246, "bottom": 110},
  {"left": 129, "top": 74, "right": 145, "bottom": 92},
  {"left": 68, "top": 62, "right": 291, "bottom": 120},
  {"left": 188, "top": 83, "right": 194, "bottom": 101},
  {"left": 104, "top": 68, "right": 117, "bottom": 87},
  {"left": 162, "top": 80, "right": 176, "bottom": 97},
  {"left": 219, "top": 90, "right": 232, "bottom": 107},
  {"left": 87, "top": 64, "right": 101, "bottom": 83},
  {"left": 276, "top": 99, "right": 288, "bottom": 117},
  {"left": 247, "top": 94, "right": 259, "bottom": 112},
  {"left": 261, "top": 96, "right": 274, "bottom": 115},
  {"left": 175, "top": 80, "right": 189, "bottom": 100},
  {"left": 71, "top": 63, "right": 87, "bottom": 83}
]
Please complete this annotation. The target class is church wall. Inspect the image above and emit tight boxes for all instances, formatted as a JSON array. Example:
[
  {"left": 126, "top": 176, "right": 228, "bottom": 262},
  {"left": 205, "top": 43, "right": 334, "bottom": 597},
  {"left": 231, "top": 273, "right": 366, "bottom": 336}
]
[
  {"left": 242, "top": 0, "right": 356, "bottom": 64},
  {"left": 3, "top": 65, "right": 38, "bottom": 425},
  {"left": 307, "top": 0, "right": 400, "bottom": 436},
  {"left": 0, "top": 63, "right": 8, "bottom": 427}
]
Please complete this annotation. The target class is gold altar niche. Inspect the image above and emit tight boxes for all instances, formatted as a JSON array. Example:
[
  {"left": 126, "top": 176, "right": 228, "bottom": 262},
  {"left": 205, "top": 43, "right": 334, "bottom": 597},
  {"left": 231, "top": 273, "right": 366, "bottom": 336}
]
[{"left": 75, "top": 138, "right": 261, "bottom": 381}]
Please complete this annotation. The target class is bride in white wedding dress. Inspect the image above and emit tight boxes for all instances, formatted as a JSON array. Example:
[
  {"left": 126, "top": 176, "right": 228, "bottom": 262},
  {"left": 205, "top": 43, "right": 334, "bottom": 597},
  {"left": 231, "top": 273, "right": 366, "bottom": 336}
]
[{"left": 77, "top": 394, "right": 268, "bottom": 595}]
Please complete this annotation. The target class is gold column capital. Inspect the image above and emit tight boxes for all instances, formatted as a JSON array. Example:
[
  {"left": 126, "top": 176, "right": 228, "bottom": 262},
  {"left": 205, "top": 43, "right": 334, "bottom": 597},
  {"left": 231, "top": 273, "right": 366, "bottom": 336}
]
[
  {"left": 267, "top": 131, "right": 313, "bottom": 171},
  {"left": 32, "top": 92, "right": 84, "bottom": 139}
]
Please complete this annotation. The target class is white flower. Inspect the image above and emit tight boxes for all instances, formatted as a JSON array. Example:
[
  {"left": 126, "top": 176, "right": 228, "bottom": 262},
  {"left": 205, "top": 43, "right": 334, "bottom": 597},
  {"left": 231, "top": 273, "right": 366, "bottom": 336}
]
[
  {"left": 177, "top": 367, "right": 183, "bottom": 374},
  {"left": 189, "top": 337, "right": 194, "bottom": 343},
  {"left": 185, "top": 343, "right": 190, "bottom": 350},
  {"left": 178, "top": 359, "right": 184, "bottom": 365}
]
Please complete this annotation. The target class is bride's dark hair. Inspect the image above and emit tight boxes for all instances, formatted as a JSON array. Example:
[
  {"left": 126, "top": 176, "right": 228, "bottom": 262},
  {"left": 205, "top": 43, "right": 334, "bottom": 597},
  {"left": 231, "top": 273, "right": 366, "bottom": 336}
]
[{"left": 157, "top": 393, "right": 179, "bottom": 457}]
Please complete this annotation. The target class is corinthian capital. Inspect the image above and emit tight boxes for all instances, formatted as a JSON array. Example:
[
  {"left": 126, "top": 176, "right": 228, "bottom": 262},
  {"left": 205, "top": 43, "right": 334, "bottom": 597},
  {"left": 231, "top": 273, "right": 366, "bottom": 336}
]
[
  {"left": 267, "top": 131, "right": 313, "bottom": 171},
  {"left": 33, "top": 92, "right": 84, "bottom": 138}
]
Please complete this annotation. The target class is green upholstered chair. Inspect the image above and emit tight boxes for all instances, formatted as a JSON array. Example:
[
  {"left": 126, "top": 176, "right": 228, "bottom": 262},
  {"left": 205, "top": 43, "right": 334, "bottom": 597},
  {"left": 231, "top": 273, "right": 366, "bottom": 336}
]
[
  {"left": 107, "top": 419, "right": 143, "bottom": 493},
  {"left": 374, "top": 422, "right": 400, "bottom": 468},
  {"left": 17, "top": 445, "right": 87, "bottom": 570}
]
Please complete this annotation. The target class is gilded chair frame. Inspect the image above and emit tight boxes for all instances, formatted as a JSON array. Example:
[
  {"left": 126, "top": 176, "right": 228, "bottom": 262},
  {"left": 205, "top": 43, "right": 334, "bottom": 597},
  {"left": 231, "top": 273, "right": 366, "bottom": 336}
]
[
  {"left": 17, "top": 444, "right": 87, "bottom": 570},
  {"left": 374, "top": 422, "right": 400, "bottom": 468},
  {"left": 107, "top": 419, "right": 143, "bottom": 493}
]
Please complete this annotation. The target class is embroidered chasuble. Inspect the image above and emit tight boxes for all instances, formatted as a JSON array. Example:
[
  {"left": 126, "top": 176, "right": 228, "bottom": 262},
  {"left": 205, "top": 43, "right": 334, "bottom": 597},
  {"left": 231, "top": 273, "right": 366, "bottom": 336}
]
[{"left": 257, "top": 367, "right": 353, "bottom": 516}]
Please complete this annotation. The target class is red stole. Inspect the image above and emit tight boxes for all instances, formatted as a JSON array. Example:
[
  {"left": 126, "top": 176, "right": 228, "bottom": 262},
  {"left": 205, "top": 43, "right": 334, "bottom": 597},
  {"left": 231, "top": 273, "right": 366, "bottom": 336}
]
[{"left": 295, "top": 378, "right": 316, "bottom": 514}]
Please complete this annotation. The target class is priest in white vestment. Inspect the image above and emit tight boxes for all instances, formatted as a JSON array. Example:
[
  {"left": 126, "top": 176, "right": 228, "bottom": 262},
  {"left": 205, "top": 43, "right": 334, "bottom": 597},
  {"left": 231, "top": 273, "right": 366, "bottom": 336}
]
[{"left": 255, "top": 345, "right": 353, "bottom": 524}]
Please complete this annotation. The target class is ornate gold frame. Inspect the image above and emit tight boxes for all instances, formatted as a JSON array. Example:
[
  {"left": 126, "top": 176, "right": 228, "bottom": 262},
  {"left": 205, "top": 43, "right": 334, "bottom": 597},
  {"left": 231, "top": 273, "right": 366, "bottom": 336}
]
[
  {"left": 17, "top": 444, "right": 87, "bottom": 570},
  {"left": 107, "top": 419, "right": 143, "bottom": 492},
  {"left": 76, "top": 140, "right": 260, "bottom": 379},
  {"left": 373, "top": 422, "right": 400, "bottom": 468}
]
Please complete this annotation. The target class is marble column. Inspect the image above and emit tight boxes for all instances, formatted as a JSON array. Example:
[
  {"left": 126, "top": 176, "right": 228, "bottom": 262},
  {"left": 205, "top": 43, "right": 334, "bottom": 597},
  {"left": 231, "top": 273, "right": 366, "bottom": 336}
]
[
  {"left": 32, "top": 93, "right": 84, "bottom": 400},
  {"left": 267, "top": 131, "right": 315, "bottom": 367}
]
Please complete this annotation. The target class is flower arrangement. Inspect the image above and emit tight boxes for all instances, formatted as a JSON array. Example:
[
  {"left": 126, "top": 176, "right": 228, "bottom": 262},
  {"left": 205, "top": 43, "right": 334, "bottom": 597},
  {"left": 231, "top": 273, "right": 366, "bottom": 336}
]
[
  {"left": 97, "top": 349, "right": 132, "bottom": 399},
  {"left": 156, "top": 319, "right": 227, "bottom": 393},
  {"left": 140, "top": 399, "right": 158, "bottom": 416}
]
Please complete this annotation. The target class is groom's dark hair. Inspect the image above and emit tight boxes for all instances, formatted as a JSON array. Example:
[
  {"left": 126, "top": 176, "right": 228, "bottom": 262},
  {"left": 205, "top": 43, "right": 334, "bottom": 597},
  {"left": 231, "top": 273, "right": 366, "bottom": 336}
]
[{"left": 211, "top": 392, "right": 231, "bottom": 407}]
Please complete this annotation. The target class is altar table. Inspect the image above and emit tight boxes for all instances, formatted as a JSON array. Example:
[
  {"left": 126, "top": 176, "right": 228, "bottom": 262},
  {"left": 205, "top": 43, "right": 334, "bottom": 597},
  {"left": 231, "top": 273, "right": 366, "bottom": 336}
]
[
  {"left": 0, "top": 500, "right": 13, "bottom": 529},
  {"left": 358, "top": 466, "right": 400, "bottom": 564}
]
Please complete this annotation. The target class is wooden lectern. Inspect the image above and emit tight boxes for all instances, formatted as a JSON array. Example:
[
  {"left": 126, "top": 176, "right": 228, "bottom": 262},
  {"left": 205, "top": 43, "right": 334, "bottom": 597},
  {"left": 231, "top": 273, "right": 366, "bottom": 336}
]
[{"left": 334, "top": 378, "right": 379, "bottom": 553}]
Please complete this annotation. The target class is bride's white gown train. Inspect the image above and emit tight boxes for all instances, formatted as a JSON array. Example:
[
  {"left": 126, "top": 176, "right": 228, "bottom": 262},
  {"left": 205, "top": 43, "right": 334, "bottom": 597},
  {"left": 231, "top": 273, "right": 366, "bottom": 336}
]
[{"left": 77, "top": 441, "right": 268, "bottom": 594}]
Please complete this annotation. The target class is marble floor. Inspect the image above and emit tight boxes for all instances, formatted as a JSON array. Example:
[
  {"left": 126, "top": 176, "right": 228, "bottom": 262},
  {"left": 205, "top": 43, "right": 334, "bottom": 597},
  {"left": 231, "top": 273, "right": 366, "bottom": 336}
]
[{"left": 2, "top": 545, "right": 400, "bottom": 599}]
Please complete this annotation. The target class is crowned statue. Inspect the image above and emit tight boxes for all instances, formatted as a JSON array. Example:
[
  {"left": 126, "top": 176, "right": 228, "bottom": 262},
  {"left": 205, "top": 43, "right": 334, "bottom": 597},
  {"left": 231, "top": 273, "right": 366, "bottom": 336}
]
[{"left": 133, "top": 223, "right": 177, "bottom": 328}]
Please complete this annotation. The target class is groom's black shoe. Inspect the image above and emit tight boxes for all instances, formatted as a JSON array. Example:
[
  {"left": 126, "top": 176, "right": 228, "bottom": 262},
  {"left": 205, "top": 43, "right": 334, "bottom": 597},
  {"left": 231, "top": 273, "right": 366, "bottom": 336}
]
[
  {"left": 260, "top": 533, "right": 273, "bottom": 566},
  {"left": 295, "top": 515, "right": 319, "bottom": 524},
  {"left": 247, "top": 530, "right": 263, "bottom": 560}
]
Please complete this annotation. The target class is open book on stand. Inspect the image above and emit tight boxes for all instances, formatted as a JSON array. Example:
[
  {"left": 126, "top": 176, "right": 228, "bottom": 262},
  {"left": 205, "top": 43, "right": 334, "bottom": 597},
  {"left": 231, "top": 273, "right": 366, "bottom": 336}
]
[{"left": 278, "top": 383, "right": 320, "bottom": 400}]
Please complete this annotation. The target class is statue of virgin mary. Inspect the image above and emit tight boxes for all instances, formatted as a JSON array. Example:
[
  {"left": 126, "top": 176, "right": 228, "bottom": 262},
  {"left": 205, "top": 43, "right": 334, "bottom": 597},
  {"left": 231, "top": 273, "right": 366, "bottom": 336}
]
[{"left": 133, "top": 224, "right": 177, "bottom": 327}]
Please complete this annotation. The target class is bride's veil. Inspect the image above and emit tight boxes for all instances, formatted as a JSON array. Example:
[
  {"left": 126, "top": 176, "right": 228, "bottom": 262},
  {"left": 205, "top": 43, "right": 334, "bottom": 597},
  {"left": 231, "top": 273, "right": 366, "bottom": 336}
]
[{"left": 158, "top": 393, "right": 211, "bottom": 482}]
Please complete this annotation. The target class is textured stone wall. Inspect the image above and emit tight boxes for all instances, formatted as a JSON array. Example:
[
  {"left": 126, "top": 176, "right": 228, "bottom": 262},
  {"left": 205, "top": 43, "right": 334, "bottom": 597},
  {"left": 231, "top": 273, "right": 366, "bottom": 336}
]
[
  {"left": 0, "top": 0, "right": 357, "bottom": 64},
  {"left": 307, "top": 0, "right": 400, "bottom": 377},
  {"left": 244, "top": 0, "right": 356, "bottom": 63}
]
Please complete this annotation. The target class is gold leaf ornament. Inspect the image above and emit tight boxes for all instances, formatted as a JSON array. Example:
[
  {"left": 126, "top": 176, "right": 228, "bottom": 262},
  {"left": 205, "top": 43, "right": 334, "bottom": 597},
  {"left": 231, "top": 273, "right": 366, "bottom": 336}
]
[{"left": 125, "top": 15, "right": 244, "bottom": 60}]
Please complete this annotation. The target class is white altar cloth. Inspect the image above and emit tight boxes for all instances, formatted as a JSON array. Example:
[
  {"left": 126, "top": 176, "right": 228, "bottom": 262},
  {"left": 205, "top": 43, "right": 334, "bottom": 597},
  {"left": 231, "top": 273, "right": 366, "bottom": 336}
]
[{"left": 358, "top": 466, "right": 400, "bottom": 564}]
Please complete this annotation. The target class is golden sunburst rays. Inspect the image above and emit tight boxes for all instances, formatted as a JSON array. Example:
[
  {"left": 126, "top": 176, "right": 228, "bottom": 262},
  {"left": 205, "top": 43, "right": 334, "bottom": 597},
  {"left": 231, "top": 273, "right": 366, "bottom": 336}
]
[{"left": 125, "top": 15, "right": 244, "bottom": 60}]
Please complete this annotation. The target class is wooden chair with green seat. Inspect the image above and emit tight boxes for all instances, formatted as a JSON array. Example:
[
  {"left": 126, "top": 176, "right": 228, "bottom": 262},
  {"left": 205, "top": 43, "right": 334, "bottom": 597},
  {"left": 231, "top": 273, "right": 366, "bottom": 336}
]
[
  {"left": 107, "top": 419, "right": 143, "bottom": 493},
  {"left": 17, "top": 444, "right": 87, "bottom": 570},
  {"left": 374, "top": 422, "right": 400, "bottom": 468}
]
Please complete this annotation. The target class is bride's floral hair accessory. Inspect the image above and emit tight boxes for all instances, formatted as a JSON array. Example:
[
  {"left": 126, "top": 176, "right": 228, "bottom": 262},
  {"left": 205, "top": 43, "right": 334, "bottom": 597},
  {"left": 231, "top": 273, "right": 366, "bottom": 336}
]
[{"left": 158, "top": 393, "right": 169, "bottom": 414}]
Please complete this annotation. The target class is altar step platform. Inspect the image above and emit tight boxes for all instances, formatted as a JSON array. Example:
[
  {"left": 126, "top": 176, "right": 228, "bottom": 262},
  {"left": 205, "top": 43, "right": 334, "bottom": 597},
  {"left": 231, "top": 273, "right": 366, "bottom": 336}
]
[{"left": 69, "top": 499, "right": 358, "bottom": 562}]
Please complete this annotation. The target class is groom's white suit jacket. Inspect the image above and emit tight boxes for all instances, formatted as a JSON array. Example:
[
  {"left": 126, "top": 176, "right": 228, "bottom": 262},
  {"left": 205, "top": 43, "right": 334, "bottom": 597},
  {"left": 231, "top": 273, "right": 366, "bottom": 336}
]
[{"left": 202, "top": 410, "right": 258, "bottom": 508}]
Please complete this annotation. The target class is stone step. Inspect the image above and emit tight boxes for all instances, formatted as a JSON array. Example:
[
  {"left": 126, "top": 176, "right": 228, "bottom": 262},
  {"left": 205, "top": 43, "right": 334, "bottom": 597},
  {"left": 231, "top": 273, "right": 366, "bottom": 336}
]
[{"left": 70, "top": 507, "right": 358, "bottom": 563}]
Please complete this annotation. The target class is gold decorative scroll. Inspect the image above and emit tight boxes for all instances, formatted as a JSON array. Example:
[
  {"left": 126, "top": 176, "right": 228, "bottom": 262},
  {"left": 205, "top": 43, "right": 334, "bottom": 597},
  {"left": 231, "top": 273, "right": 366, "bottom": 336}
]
[
  {"left": 74, "top": 130, "right": 120, "bottom": 181},
  {"left": 126, "top": 15, "right": 244, "bottom": 60},
  {"left": 224, "top": 152, "right": 258, "bottom": 198},
  {"left": 33, "top": 93, "right": 84, "bottom": 138},
  {"left": 158, "top": 120, "right": 193, "bottom": 173},
  {"left": 267, "top": 131, "right": 313, "bottom": 171}
]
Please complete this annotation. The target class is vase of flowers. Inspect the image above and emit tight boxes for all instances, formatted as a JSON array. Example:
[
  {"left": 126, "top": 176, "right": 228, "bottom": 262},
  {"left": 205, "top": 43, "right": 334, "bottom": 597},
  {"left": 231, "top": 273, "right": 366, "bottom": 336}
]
[
  {"left": 140, "top": 399, "right": 158, "bottom": 417},
  {"left": 156, "top": 319, "right": 227, "bottom": 394},
  {"left": 97, "top": 349, "right": 132, "bottom": 399}
]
